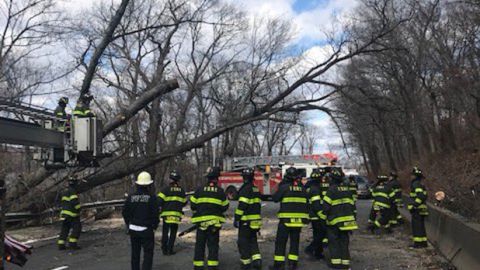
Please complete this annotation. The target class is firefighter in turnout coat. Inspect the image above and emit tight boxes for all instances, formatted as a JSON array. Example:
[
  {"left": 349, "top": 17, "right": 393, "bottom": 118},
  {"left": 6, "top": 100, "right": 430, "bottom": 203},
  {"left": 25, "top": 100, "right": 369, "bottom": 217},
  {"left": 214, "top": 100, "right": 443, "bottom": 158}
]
[
  {"left": 388, "top": 172, "right": 403, "bottom": 227},
  {"left": 408, "top": 167, "right": 429, "bottom": 248},
  {"left": 323, "top": 169, "right": 358, "bottom": 269},
  {"left": 58, "top": 177, "right": 82, "bottom": 250},
  {"left": 235, "top": 168, "right": 263, "bottom": 270},
  {"left": 158, "top": 170, "right": 187, "bottom": 255},
  {"left": 191, "top": 167, "right": 229, "bottom": 270},
  {"left": 369, "top": 175, "right": 394, "bottom": 234},
  {"left": 270, "top": 167, "right": 309, "bottom": 270},
  {"left": 304, "top": 168, "right": 327, "bottom": 260}
]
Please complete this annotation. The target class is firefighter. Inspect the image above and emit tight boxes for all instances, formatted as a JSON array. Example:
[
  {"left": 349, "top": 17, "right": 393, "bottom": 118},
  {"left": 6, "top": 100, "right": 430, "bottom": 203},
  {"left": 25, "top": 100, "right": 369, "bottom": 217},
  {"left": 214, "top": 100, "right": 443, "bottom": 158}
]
[
  {"left": 122, "top": 171, "right": 160, "bottom": 270},
  {"left": 270, "top": 167, "right": 309, "bottom": 270},
  {"left": 158, "top": 170, "right": 187, "bottom": 255},
  {"left": 57, "top": 176, "right": 82, "bottom": 250},
  {"left": 234, "top": 167, "right": 262, "bottom": 270},
  {"left": 347, "top": 175, "right": 358, "bottom": 202},
  {"left": 54, "top": 97, "right": 70, "bottom": 132},
  {"left": 408, "top": 167, "right": 428, "bottom": 248},
  {"left": 323, "top": 169, "right": 358, "bottom": 270},
  {"left": 73, "top": 93, "right": 95, "bottom": 117},
  {"left": 191, "top": 167, "right": 229, "bottom": 270},
  {"left": 304, "top": 168, "right": 327, "bottom": 260},
  {"left": 368, "top": 175, "right": 394, "bottom": 234},
  {"left": 388, "top": 172, "right": 403, "bottom": 227}
]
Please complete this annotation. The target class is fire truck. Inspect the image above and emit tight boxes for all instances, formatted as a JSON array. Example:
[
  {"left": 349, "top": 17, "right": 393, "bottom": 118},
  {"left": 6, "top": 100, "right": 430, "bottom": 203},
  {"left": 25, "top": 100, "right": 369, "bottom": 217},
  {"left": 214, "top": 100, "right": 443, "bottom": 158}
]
[{"left": 219, "top": 154, "right": 338, "bottom": 200}]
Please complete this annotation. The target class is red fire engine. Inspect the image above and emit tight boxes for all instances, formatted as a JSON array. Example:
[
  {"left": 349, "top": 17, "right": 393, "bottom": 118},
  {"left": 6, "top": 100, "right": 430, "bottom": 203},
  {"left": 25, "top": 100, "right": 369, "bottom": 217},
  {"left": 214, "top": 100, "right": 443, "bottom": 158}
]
[{"left": 218, "top": 153, "right": 338, "bottom": 200}]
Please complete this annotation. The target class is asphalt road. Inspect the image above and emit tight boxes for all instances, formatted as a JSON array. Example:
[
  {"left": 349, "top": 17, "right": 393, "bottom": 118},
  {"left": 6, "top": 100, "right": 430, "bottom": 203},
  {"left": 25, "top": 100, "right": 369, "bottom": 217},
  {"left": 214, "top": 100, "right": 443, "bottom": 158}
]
[{"left": 7, "top": 199, "right": 449, "bottom": 270}]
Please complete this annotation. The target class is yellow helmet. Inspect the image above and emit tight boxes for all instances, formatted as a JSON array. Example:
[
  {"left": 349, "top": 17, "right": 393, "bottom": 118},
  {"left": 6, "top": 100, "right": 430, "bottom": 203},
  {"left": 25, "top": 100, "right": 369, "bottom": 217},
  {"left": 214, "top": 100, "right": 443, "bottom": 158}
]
[{"left": 136, "top": 171, "right": 153, "bottom": 186}]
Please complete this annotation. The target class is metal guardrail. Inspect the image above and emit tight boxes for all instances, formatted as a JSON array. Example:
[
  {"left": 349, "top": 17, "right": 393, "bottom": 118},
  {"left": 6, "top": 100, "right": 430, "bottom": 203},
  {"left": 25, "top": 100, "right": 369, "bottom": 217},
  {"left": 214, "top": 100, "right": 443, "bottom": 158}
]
[{"left": 6, "top": 191, "right": 195, "bottom": 224}]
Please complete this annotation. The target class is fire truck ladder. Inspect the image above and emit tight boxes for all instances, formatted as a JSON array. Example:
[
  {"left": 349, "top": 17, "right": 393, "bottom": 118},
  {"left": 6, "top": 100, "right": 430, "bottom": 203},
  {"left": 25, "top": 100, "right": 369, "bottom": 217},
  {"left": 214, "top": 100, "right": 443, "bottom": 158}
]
[{"left": 223, "top": 155, "right": 331, "bottom": 171}]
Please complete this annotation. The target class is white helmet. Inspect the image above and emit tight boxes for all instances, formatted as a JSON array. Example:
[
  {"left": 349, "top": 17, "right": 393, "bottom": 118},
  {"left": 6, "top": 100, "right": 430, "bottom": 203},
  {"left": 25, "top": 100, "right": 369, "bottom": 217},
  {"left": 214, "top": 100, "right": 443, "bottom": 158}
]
[{"left": 136, "top": 171, "right": 153, "bottom": 186}]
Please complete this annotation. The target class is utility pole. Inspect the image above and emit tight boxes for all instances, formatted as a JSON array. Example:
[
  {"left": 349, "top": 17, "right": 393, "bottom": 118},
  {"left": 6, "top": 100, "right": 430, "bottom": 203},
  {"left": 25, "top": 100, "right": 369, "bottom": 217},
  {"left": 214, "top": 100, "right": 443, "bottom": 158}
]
[{"left": 0, "top": 179, "right": 6, "bottom": 270}]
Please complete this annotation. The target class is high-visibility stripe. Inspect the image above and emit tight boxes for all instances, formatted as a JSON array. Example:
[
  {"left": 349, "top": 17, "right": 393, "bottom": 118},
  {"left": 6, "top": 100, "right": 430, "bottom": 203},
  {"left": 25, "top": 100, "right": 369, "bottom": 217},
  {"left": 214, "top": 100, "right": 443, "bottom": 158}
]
[
  {"left": 160, "top": 211, "right": 183, "bottom": 217},
  {"left": 284, "top": 222, "right": 305, "bottom": 227},
  {"left": 317, "top": 211, "right": 326, "bottom": 220},
  {"left": 410, "top": 192, "right": 416, "bottom": 197},
  {"left": 310, "top": 195, "right": 321, "bottom": 202},
  {"left": 415, "top": 198, "right": 423, "bottom": 204},
  {"left": 331, "top": 258, "right": 342, "bottom": 265},
  {"left": 190, "top": 197, "right": 228, "bottom": 206},
  {"left": 239, "top": 197, "right": 261, "bottom": 204},
  {"left": 323, "top": 196, "right": 332, "bottom": 204},
  {"left": 328, "top": 215, "right": 355, "bottom": 225},
  {"left": 329, "top": 198, "right": 355, "bottom": 206},
  {"left": 415, "top": 188, "right": 425, "bottom": 193},
  {"left": 281, "top": 197, "right": 307, "bottom": 203},
  {"left": 193, "top": 261, "right": 204, "bottom": 266},
  {"left": 288, "top": 254, "right": 298, "bottom": 261},
  {"left": 74, "top": 204, "right": 81, "bottom": 210},
  {"left": 235, "top": 209, "right": 244, "bottom": 215},
  {"left": 252, "top": 254, "right": 261, "bottom": 261},
  {"left": 278, "top": 213, "right": 309, "bottom": 219},
  {"left": 413, "top": 237, "right": 427, "bottom": 242},
  {"left": 372, "top": 192, "right": 389, "bottom": 198},
  {"left": 240, "top": 258, "right": 251, "bottom": 265},
  {"left": 68, "top": 237, "right": 78, "bottom": 243},
  {"left": 158, "top": 192, "right": 166, "bottom": 200},
  {"left": 374, "top": 201, "right": 391, "bottom": 208},
  {"left": 342, "top": 259, "right": 350, "bottom": 265},
  {"left": 60, "top": 210, "right": 79, "bottom": 217},
  {"left": 191, "top": 215, "right": 226, "bottom": 223},
  {"left": 274, "top": 255, "right": 285, "bottom": 262},
  {"left": 57, "top": 240, "right": 65, "bottom": 245},
  {"left": 61, "top": 195, "right": 78, "bottom": 201},
  {"left": 207, "top": 260, "right": 219, "bottom": 266},
  {"left": 162, "top": 196, "right": 187, "bottom": 203},
  {"left": 241, "top": 214, "right": 261, "bottom": 221}
]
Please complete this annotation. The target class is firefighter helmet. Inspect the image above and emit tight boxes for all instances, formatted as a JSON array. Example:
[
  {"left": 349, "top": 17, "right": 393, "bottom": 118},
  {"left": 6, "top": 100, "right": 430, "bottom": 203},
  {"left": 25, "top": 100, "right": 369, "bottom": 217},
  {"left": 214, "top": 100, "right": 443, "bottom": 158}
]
[
  {"left": 389, "top": 171, "right": 398, "bottom": 178},
  {"left": 136, "top": 171, "right": 153, "bottom": 185},
  {"left": 412, "top": 167, "right": 423, "bottom": 177},
  {"left": 68, "top": 176, "right": 78, "bottom": 186},
  {"left": 206, "top": 167, "right": 221, "bottom": 181},
  {"left": 241, "top": 167, "right": 254, "bottom": 183},
  {"left": 59, "top": 97, "right": 69, "bottom": 105},
  {"left": 169, "top": 170, "right": 181, "bottom": 181},
  {"left": 310, "top": 168, "right": 323, "bottom": 180},
  {"left": 284, "top": 167, "right": 297, "bottom": 181},
  {"left": 330, "top": 169, "right": 344, "bottom": 183},
  {"left": 377, "top": 175, "right": 388, "bottom": 182},
  {"left": 82, "top": 93, "right": 94, "bottom": 102}
]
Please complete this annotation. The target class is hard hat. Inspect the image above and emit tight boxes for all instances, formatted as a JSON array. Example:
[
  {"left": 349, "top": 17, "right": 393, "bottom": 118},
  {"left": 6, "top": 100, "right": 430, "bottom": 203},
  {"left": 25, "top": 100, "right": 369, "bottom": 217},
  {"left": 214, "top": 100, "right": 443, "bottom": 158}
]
[
  {"left": 241, "top": 168, "right": 254, "bottom": 182},
  {"left": 136, "top": 171, "right": 153, "bottom": 186},
  {"left": 59, "top": 97, "right": 69, "bottom": 105},
  {"left": 206, "top": 167, "right": 221, "bottom": 181},
  {"left": 310, "top": 169, "right": 323, "bottom": 180},
  {"left": 169, "top": 170, "right": 181, "bottom": 181},
  {"left": 284, "top": 167, "right": 297, "bottom": 181},
  {"left": 330, "top": 169, "right": 343, "bottom": 182}
]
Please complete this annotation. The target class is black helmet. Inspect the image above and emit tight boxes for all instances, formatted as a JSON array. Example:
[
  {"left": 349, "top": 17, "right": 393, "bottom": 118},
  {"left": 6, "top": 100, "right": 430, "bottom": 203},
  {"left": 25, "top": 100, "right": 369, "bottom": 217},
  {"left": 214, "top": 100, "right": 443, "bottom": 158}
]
[
  {"left": 377, "top": 175, "right": 388, "bottom": 182},
  {"left": 169, "top": 170, "right": 181, "bottom": 181},
  {"left": 59, "top": 97, "right": 69, "bottom": 105},
  {"left": 68, "top": 176, "right": 78, "bottom": 186},
  {"left": 284, "top": 167, "right": 297, "bottom": 181},
  {"left": 389, "top": 171, "right": 398, "bottom": 178},
  {"left": 412, "top": 167, "right": 423, "bottom": 178},
  {"left": 206, "top": 167, "right": 221, "bottom": 181},
  {"left": 330, "top": 169, "right": 343, "bottom": 183},
  {"left": 310, "top": 168, "right": 324, "bottom": 180},
  {"left": 241, "top": 167, "right": 254, "bottom": 182},
  {"left": 82, "top": 93, "right": 94, "bottom": 102}
]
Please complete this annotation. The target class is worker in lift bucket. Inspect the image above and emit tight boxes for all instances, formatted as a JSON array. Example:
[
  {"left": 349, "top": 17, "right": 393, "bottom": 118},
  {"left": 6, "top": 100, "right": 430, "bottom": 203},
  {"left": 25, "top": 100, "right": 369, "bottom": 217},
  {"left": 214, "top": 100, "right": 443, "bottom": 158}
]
[{"left": 73, "top": 93, "right": 95, "bottom": 118}]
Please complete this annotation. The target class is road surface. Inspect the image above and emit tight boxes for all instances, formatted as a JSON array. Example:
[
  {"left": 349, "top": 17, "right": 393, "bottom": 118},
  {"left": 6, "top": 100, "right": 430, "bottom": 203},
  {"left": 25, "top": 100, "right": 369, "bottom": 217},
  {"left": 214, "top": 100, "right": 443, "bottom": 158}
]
[{"left": 8, "top": 200, "right": 450, "bottom": 270}]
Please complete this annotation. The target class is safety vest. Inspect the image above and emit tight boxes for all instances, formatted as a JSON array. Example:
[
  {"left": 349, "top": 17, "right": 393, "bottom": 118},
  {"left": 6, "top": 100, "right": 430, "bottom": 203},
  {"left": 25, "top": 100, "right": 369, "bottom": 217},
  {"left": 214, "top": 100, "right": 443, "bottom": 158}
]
[
  {"left": 323, "top": 183, "right": 358, "bottom": 231},
  {"left": 73, "top": 104, "right": 94, "bottom": 117},
  {"left": 190, "top": 183, "right": 229, "bottom": 227},
  {"left": 372, "top": 182, "right": 394, "bottom": 210},
  {"left": 305, "top": 180, "right": 325, "bottom": 221},
  {"left": 408, "top": 179, "right": 428, "bottom": 215},
  {"left": 234, "top": 182, "right": 262, "bottom": 229},
  {"left": 273, "top": 181, "right": 309, "bottom": 227},
  {"left": 60, "top": 188, "right": 81, "bottom": 219},
  {"left": 158, "top": 183, "right": 187, "bottom": 224}
]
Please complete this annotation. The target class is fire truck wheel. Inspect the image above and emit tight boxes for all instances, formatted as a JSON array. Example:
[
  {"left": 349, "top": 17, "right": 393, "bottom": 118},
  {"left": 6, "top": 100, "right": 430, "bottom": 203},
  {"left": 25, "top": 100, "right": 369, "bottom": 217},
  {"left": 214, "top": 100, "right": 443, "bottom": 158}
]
[{"left": 226, "top": 186, "right": 239, "bottom": 201}]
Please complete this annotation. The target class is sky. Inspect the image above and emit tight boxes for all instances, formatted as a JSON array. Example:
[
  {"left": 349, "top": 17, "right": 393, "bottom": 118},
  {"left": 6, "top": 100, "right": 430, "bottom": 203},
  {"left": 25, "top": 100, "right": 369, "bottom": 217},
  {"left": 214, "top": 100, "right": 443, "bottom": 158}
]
[{"left": 33, "top": 0, "right": 359, "bottom": 157}]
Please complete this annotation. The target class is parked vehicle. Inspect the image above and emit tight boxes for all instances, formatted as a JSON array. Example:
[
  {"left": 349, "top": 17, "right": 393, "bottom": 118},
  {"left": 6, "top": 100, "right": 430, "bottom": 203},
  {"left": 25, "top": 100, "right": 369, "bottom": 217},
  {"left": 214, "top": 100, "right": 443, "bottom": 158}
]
[{"left": 354, "top": 175, "right": 372, "bottom": 199}]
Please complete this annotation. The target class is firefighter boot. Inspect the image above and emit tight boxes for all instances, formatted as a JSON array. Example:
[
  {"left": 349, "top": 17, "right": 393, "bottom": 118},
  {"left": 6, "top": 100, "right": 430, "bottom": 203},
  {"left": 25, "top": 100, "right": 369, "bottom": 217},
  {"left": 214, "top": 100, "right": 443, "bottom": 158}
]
[
  {"left": 69, "top": 242, "right": 82, "bottom": 250},
  {"left": 252, "top": 259, "right": 262, "bottom": 270},
  {"left": 287, "top": 261, "right": 298, "bottom": 270},
  {"left": 241, "top": 263, "right": 251, "bottom": 270},
  {"left": 58, "top": 244, "right": 66, "bottom": 250},
  {"left": 268, "top": 262, "right": 285, "bottom": 270}
]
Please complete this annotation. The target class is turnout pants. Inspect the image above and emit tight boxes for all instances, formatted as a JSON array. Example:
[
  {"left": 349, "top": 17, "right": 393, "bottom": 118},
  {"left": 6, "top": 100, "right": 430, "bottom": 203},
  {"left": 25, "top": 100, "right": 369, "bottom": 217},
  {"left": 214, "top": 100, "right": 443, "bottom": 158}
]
[
  {"left": 305, "top": 220, "right": 326, "bottom": 257},
  {"left": 194, "top": 225, "right": 220, "bottom": 269},
  {"left": 237, "top": 222, "right": 261, "bottom": 268},
  {"left": 161, "top": 219, "right": 179, "bottom": 253},
  {"left": 130, "top": 229, "right": 155, "bottom": 270},
  {"left": 411, "top": 210, "right": 427, "bottom": 247},
  {"left": 327, "top": 226, "right": 350, "bottom": 269},
  {"left": 273, "top": 222, "right": 301, "bottom": 268},
  {"left": 58, "top": 218, "right": 81, "bottom": 247}
]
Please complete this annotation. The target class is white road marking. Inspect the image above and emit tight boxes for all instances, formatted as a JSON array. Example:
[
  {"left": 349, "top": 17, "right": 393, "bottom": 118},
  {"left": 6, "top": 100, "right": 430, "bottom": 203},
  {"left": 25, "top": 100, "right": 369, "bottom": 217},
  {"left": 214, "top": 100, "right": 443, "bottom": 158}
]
[{"left": 50, "top": 266, "right": 69, "bottom": 270}]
